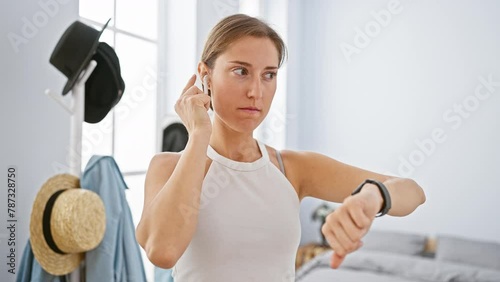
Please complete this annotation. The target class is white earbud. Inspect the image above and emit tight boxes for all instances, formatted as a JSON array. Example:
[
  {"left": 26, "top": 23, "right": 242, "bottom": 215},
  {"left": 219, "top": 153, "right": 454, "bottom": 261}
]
[{"left": 202, "top": 75, "right": 209, "bottom": 94}]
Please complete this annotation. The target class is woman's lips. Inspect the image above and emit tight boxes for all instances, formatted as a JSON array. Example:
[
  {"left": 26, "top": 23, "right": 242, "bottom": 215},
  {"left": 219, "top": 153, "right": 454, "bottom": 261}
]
[{"left": 239, "top": 108, "right": 261, "bottom": 114}]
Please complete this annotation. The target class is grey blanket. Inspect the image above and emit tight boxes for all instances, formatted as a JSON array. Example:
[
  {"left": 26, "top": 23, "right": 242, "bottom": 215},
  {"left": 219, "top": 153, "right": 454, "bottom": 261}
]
[{"left": 296, "top": 250, "right": 500, "bottom": 282}]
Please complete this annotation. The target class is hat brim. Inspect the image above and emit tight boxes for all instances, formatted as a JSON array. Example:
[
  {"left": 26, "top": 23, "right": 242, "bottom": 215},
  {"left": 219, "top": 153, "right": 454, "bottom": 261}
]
[
  {"left": 29, "top": 174, "right": 83, "bottom": 275},
  {"left": 62, "top": 18, "right": 111, "bottom": 95}
]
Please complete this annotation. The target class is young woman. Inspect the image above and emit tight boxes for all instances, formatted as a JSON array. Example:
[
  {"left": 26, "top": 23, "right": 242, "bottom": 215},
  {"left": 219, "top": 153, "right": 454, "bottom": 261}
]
[{"left": 136, "top": 14, "right": 426, "bottom": 281}]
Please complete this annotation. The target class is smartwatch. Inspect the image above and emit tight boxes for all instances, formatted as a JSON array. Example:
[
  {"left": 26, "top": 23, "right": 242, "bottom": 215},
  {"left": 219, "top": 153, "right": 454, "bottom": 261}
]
[{"left": 351, "top": 179, "right": 391, "bottom": 217}]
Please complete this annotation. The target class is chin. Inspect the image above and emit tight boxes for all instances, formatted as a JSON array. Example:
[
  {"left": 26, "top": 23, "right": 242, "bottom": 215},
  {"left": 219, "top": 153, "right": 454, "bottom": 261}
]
[
  {"left": 235, "top": 120, "right": 263, "bottom": 133},
  {"left": 217, "top": 111, "right": 266, "bottom": 132}
]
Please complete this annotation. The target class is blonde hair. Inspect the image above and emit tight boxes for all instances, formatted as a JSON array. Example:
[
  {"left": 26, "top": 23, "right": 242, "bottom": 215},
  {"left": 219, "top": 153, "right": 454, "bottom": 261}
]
[{"left": 201, "top": 14, "right": 287, "bottom": 70}]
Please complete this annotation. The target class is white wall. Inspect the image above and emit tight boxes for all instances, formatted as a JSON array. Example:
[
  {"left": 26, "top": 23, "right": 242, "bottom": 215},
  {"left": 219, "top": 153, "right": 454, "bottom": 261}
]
[
  {"left": 289, "top": 0, "right": 500, "bottom": 245},
  {"left": 0, "top": 0, "right": 78, "bottom": 280}
]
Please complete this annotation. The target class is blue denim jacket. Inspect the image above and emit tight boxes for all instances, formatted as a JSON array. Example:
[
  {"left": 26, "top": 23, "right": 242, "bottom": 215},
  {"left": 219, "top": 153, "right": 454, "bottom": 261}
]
[
  {"left": 81, "top": 155, "right": 147, "bottom": 282},
  {"left": 16, "top": 239, "right": 64, "bottom": 282}
]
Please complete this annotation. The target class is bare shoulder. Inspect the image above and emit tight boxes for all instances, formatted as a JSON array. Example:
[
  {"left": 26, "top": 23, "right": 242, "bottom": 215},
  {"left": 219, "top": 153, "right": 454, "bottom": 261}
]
[
  {"left": 263, "top": 145, "right": 308, "bottom": 201},
  {"left": 149, "top": 151, "right": 182, "bottom": 168},
  {"left": 277, "top": 149, "right": 314, "bottom": 200},
  {"left": 146, "top": 152, "right": 182, "bottom": 180},
  {"left": 143, "top": 152, "right": 183, "bottom": 209},
  {"left": 147, "top": 152, "right": 183, "bottom": 179}
]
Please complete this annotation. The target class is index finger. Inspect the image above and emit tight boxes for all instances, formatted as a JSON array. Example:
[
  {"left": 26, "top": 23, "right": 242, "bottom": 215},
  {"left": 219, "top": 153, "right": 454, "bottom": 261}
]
[
  {"left": 182, "top": 74, "right": 197, "bottom": 94},
  {"left": 330, "top": 252, "right": 345, "bottom": 269}
]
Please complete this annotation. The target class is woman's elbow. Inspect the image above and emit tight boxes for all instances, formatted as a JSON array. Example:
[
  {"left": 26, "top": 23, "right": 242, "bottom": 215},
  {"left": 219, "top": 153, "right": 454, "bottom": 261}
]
[
  {"left": 135, "top": 221, "right": 148, "bottom": 251},
  {"left": 389, "top": 178, "right": 426, "bottom": 216},
  {"left": 411, "top": 178, "right": 426, "bottom": 205},
  {"left": 146, "top": 244, "right": 178, "bottom": 269},
  {"left": 419, "top": 187, "right": 426, "bottom": 205},
  {"left": 136, "top": 227, "right": 179, "bottom": 269}
]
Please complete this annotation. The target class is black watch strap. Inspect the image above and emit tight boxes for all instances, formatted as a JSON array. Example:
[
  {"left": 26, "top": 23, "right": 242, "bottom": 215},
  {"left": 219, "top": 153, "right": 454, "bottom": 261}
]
[{"left": 351, "top": 179, "right": 391, "bottom": 217}]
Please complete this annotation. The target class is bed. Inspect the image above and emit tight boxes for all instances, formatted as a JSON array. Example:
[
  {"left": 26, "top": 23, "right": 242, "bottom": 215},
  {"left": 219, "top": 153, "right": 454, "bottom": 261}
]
[{"left": 294, "top": 230, "right": 500, "bottom": 282}]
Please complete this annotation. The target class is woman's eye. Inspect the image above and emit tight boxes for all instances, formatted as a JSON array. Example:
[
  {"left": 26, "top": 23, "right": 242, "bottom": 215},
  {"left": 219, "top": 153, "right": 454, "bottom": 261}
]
[
  {"left": 264, "top": 72, "right": 277, "bottom": 80},
  {"left": 233, "top": 68, "right": 247, "bottom": 76}
]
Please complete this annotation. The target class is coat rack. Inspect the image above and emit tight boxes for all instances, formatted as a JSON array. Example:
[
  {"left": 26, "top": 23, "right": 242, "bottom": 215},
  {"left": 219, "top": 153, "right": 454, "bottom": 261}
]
[
  {"left": 45, "top": 60, "right": 97, "bottom": 282},
  {"left": 46, "top": 60, "right": 97, "bottom": 176}
]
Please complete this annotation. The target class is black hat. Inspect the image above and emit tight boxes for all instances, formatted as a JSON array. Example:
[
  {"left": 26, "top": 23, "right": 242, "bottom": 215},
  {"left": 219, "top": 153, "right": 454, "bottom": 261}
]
[
  {"left": 50, "top": 19, "right": 110, "bottom": 95},
  {"left": 84, "top": 42, "right": 125, "bottom": 124},
  {"left": 162, "top": 123, "right": 188, "bottom": 152}
]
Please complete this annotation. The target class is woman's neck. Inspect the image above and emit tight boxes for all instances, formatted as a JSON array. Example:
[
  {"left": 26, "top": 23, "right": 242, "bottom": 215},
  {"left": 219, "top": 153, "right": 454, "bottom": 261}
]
[{"left": 209, "top": 129, "right": 261, "bottom": 162}]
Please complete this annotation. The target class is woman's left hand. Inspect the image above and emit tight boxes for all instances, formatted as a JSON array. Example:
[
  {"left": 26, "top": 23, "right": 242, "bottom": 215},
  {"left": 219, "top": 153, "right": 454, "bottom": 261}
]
[{"left": 321, "top": 185, "right": 382, "bottom": 269}]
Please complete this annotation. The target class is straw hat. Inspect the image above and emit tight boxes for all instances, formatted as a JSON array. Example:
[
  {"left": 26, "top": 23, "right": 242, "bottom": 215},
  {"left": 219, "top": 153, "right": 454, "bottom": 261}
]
[{"left": 29, "top": 174, "right": 106, "bottom": 275}]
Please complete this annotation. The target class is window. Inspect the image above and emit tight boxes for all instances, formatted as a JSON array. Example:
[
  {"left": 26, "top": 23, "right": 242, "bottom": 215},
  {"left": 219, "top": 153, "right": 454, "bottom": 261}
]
[{"left": 79, "top": 0, "right": 159, "bottom": 280}]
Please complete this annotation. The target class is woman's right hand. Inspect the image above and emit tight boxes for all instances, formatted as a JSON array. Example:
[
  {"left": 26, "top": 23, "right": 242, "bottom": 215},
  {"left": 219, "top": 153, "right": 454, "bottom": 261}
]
[{"left": 175, "top": 74, "right": 212, "bottom": 137}]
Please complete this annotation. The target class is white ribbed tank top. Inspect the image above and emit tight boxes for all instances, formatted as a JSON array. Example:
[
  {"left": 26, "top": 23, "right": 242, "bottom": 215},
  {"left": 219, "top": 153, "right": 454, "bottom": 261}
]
[{"left": 172, "top": 140, "right": 301, "bottom": 282}]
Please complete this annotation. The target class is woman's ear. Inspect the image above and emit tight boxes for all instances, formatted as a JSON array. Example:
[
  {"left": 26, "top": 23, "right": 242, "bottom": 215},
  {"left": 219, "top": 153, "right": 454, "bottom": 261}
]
[
  {"left": 198, "top": 63, "right": 213, "bottom": 111},
  {"left": 197, "top": 62, "right": 210, "bottom": 82},
  {"left": 197, "top": 62, "right": 212, "bottom": 92}
]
